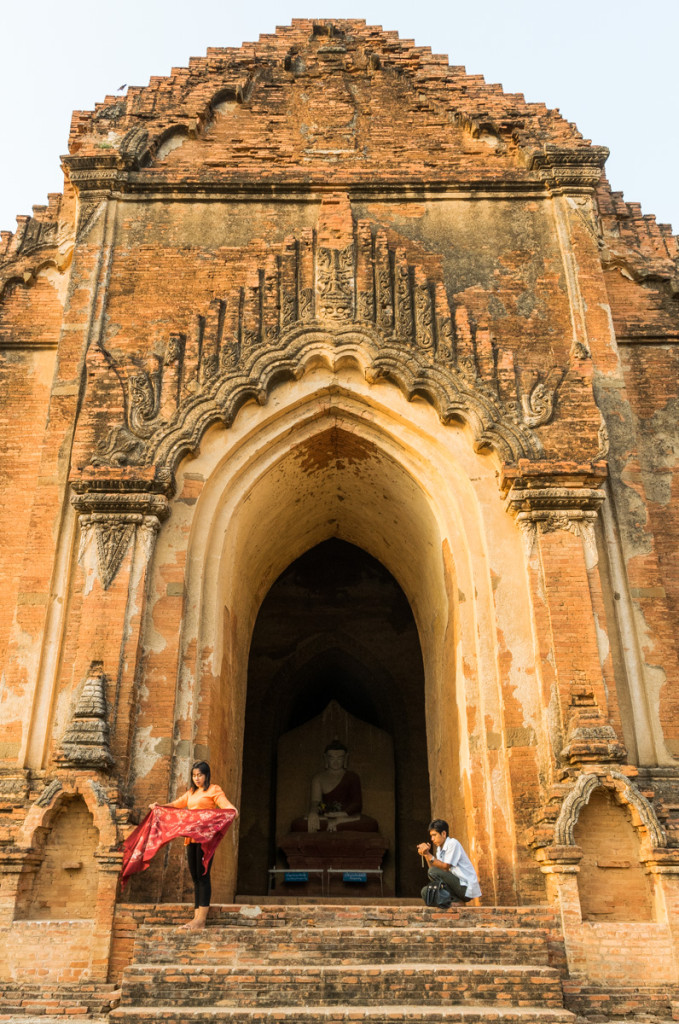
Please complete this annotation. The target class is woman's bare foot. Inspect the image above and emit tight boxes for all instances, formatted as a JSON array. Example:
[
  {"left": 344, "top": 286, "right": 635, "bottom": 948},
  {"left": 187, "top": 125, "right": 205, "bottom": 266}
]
[{"left": 184, "top": 906, "right": 209, "bottom": 930}]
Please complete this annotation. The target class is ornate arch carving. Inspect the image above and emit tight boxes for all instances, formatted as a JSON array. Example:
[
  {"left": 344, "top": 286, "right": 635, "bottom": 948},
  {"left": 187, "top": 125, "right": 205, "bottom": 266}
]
[
  {"left": 88, "top": 195, "right": 559, "bottom": 485},
  {"left": 554, "top": 770, "right": 666, "bottom": 849},
  {"left": 18, "top": 777, "right": 119, "bottom": 852}
]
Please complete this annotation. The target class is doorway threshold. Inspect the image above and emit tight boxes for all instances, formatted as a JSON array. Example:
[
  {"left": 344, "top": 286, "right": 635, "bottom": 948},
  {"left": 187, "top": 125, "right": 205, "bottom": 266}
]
[{"left": 235, "top": 895, "right": 423, "bottom": 905}]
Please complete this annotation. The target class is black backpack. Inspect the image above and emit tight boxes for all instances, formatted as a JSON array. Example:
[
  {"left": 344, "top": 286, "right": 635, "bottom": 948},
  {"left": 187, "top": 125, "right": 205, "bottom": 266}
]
[{"left": 424, "top": 880, "right": 452, "bottom": 908}]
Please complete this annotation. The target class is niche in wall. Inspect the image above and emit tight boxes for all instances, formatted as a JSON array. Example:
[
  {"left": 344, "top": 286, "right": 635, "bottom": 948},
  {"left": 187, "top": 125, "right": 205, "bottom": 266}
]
[
  {"left": 574, "top": 787, "right": 653, "bottom": 922},
  {"left": 17, "top": 795, "right": 99, "bottom": 920}
]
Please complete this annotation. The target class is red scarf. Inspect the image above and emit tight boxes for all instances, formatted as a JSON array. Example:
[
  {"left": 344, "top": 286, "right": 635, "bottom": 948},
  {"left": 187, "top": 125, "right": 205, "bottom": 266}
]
[{"left": 120, "top": 806, "right": 237, "bottom": 887}]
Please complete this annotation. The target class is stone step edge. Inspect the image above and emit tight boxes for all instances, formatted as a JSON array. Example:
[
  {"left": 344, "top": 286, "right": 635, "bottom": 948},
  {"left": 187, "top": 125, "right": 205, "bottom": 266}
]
[
  {"left": 136, "top": 924, "right": 553, "bottom": 936},
  {"left": 111, "top": 1005, "right": 575, "bottom": 1020},
  {"left": 0, "top": 982, "right": 120, "bottom": 1014},
  {"left": 127, "top": 902, "right": 555, "bottom": 909},
  {"left": 131, "top": 930, "right": 555, "bottom": 951},
  {"left": 128, "top": 903, "right": 556, "bottom": 916},
  {"left": 123, "top": 962, "right": 560, "bottom": 975},
  {"left": 0, "top": 1017, "right": 110, "bottom": 1024},
  {"left": 126, "top": 905, "right": 557, "bottom": 921}
]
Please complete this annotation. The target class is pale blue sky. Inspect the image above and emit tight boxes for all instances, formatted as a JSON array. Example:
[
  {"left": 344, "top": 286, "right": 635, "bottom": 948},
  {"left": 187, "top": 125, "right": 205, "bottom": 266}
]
[{"left": 1, "top": 0, "right": 677, "bottom": 234}]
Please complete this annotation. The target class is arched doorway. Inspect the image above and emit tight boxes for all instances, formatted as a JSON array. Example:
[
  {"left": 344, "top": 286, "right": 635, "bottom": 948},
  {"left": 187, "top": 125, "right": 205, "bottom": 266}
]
[
  {"left": 237, "top": 538, "right": 430, "bottom": 897},
  {"left": 138, "top": 364, "right": 533, "bottom": 904}
]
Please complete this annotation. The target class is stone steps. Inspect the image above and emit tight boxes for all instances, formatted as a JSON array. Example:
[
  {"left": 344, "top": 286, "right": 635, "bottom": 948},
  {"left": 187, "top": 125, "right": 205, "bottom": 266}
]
[
  {"left": 132, "top": 904, "right": 559, "bottom": 931},
  {"left": 0, "top": 980, "right": 119, "bottom": 1017},
  {"left": 110, "top": 902, "right": 574, "bottom": 1024},
  {"left": 121, "top": 962, "right": 565, "bottom": 1008},
  {"left": 112, "top": 1007, "right": 576, "bottom": 1023},
  {"left": 133, "top": 924, "right": 552, "bottom": 965}
]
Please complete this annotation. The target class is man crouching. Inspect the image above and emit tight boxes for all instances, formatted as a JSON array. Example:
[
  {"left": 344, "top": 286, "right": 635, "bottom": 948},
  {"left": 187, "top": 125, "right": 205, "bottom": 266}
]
[{"left": 417, "top": 818, "right": 482, "bottom": 905}]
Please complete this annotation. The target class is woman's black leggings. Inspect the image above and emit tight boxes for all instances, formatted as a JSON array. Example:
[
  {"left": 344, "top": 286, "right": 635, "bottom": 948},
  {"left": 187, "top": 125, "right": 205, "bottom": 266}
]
[{"left": 186, "top": 843, "right": 212, "bottom": 908}]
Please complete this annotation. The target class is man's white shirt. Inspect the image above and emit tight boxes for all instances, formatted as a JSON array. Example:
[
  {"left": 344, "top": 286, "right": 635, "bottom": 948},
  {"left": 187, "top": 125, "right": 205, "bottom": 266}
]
[{"left": 435, "top": 836, "right": 482, "bottom": 898}]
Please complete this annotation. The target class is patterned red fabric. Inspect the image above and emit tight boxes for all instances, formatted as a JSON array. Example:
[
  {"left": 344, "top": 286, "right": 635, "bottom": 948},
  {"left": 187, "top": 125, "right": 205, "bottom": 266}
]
[{"left": 120, "top": 806, "right": 237, "bottom": 887}]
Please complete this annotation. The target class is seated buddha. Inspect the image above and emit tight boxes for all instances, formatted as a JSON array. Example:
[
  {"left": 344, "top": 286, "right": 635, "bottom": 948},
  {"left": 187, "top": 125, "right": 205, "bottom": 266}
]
[{"left": 291, "top": 740, "right": 379, "bottom": 833}]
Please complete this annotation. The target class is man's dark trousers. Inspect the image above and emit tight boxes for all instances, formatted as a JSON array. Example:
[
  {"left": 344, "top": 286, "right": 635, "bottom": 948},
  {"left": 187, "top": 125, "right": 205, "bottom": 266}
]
[{"left": 421, "top": 866, "right": 471, "bottom": 903}]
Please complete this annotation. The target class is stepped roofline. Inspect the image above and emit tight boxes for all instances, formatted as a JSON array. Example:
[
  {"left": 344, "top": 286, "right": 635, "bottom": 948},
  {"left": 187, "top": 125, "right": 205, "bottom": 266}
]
[{"left": 64, "top": 19, "right": 598, "bottom": 166}]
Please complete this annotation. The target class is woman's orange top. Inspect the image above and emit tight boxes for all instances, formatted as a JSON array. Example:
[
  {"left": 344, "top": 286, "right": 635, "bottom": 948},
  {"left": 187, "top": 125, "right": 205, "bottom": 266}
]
[
  {"left": 170, "top": 784, "right": 233, "bottom": 811},
  {"left": 169, "top": 784, "right": 236, "bottom": 843}
]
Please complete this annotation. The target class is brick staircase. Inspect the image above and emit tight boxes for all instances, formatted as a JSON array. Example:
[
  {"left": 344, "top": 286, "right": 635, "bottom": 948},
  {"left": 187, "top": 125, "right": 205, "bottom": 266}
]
[
  {"left": 0, "top": 979, "right": 119, "bottom": 1018},
  {"left": 110, "top": 902, "right": 576, "bottom": 1023}
]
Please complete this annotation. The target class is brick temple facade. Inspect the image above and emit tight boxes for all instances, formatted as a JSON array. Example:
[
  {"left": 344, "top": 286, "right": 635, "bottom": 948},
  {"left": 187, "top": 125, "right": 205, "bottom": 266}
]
[{"left": 0, "top": 19, "right": 678, "bottom": 1018}]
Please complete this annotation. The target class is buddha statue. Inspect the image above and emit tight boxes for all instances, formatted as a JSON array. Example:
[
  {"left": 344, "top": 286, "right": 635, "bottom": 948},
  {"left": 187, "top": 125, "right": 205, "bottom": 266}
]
[{"left": 291, "top": 740, "right": 379, "bottom": 833}]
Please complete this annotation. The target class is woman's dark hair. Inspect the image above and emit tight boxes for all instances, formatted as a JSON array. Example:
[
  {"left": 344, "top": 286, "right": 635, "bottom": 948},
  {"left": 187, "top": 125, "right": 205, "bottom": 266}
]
[
  {"left": 190, "top": 761, "right": 211, "bottom": 791},
  {"left": 428, "top": 818, "right": 449, "bottom": 836}
]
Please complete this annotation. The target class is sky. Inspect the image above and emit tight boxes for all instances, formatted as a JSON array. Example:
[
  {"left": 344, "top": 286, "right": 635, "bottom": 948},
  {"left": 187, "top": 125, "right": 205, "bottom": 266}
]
[{"left": 1, "top": 0, "right": 677, "bottom": 236}]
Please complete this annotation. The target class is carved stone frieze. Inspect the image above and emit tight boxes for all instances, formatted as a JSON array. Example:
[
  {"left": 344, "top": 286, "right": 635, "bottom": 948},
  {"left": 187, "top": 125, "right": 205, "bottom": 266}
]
[
  {"left": 56, "top": 661, "right": 114, "bottom": 771},
  {"left": 316, "top": 245, "right": 354, "bottom": 321},
  {"left": 84, "top": 196, "right": 567, "bottom": 485},
  {"left": 529, "top": 145, "right": 609, "bottom": 191},
  {"left": 73, "top": 490, "right": 169, "bottom": 591}
]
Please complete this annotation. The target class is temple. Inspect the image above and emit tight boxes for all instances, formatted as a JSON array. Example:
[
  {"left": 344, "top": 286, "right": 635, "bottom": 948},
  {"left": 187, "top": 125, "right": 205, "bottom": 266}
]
[{"left": 0, "top": 18, "right": 678, "bottom": 1020}]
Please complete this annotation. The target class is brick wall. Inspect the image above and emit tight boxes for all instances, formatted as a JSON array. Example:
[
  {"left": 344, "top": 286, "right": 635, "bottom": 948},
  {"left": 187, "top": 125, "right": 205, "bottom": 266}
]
[
  {"left": 564, "top": 920, "right": 677, "bottom": 985},
  {"left": 0, "top": 919, "right": 95, "bottom": 983}
]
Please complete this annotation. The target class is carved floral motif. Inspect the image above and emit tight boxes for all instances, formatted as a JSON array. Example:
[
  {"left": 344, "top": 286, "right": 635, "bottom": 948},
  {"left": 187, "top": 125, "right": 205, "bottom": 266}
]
[
  {"left": 521, "top": 376, "right": 562, "bottom": 428},
  {"left": 94, "top": 521, "right": 136, "bottom": 590},
  {"left": 316, "top": 245, "right": 354, "bottom": 321}
]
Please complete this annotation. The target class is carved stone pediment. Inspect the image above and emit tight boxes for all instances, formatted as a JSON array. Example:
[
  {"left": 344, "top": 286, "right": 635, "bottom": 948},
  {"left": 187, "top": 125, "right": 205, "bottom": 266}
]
[
  {"left": 87, "top": 195, "right": 562, "bottom": 484},
  {"left": 72, "top": 489, "right": 169, "bottom": 590}
]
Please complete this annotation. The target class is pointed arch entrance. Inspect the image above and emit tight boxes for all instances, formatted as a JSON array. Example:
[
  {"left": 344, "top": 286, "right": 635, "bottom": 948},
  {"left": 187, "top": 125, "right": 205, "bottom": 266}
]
[
  {"left": 133, "top": 362, "right": 539, "bottom": 905},
  {"left": 176, "top": 390, "right": 463, "bottom": 903},
  {"left": 237, "top": 538, "right": 430, "bottom": 897}
]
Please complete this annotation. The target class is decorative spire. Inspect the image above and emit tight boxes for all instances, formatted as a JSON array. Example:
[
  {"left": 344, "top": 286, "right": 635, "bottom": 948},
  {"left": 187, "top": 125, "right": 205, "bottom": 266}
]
[{"left": 57, "top": 661, "right": 114, "bottom": 770}]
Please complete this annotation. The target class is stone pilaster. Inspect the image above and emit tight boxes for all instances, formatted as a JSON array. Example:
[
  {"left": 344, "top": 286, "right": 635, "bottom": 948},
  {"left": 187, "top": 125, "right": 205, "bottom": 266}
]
[
  {"left": 62, "top": 484, "right": 170, "bottom": 782},
  {"left": 0, "top": 846, "right": 43, "bottom": 926},
  {"left": 643, "top": 848, "right": 679, "bottom": 975},
  {"left": 90, "top": 847, "right": 125, "bottom": 980},
  {"left": 505, "top": 470, "right": 626, "bottom": 767}
]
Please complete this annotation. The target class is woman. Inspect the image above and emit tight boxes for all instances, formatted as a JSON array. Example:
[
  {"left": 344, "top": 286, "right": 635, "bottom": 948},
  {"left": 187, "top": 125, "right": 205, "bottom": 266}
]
[{"left": 151, "top": 761, "right": 238, "bottom": 930}]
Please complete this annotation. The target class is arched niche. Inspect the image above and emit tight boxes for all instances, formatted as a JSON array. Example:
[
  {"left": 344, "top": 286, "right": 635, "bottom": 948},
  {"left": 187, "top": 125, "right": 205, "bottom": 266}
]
[
  {"left": 132, "top": 365, "right": 543, "bottom": 903},
  {"left": 15, "top": 794, "right": 99, "bottom": 921},
  {"left": 237, "top": 538, "right": 430, "bottom": 897},
  {"left": 574, "top": 787, "right": 653, "bottom": 922}
]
